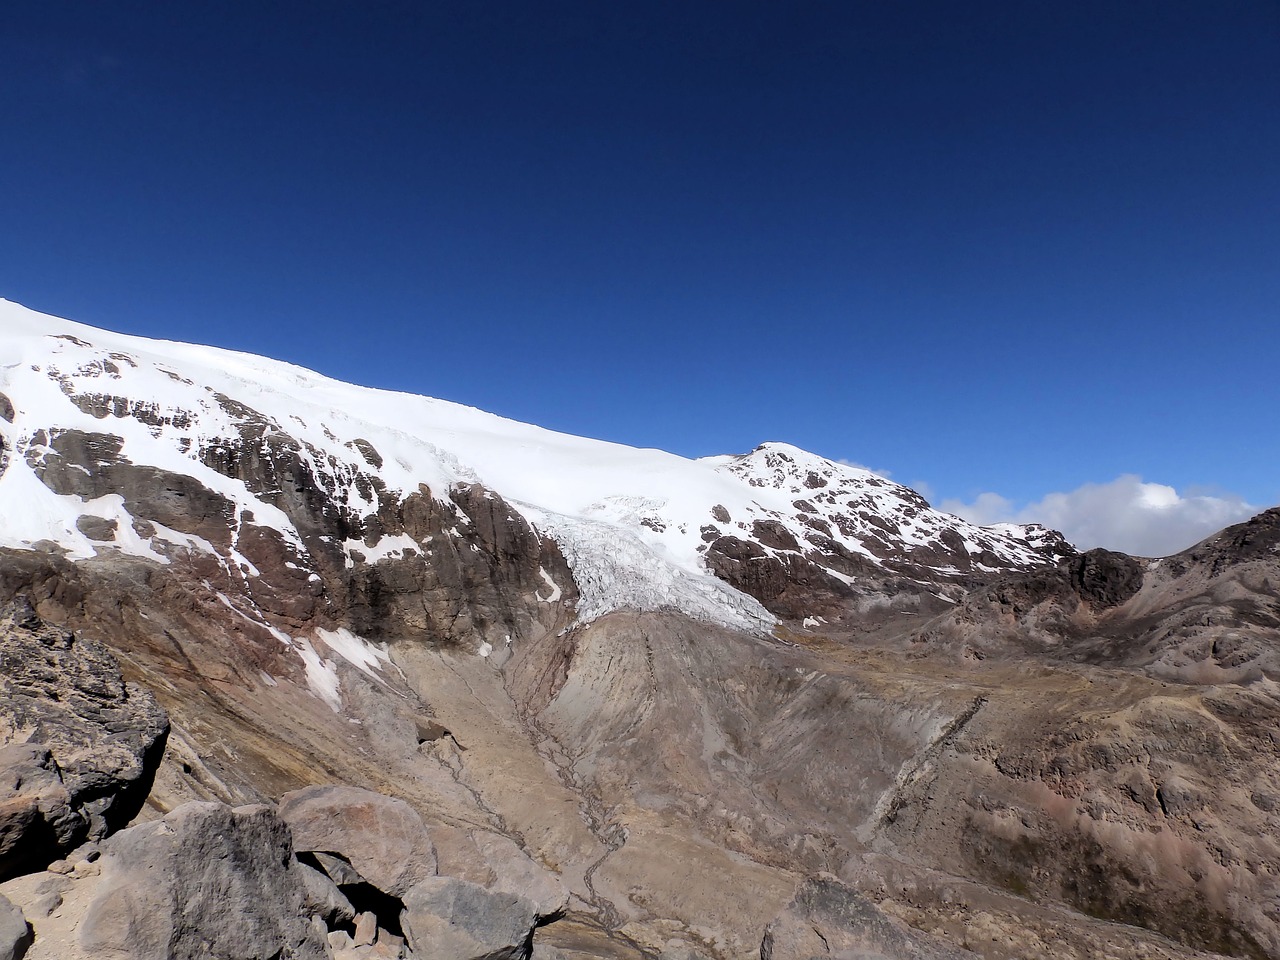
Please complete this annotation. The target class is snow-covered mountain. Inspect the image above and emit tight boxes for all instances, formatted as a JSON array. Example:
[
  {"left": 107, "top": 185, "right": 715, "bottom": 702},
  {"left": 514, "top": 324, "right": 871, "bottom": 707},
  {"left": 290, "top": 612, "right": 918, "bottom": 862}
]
[
  {"left": 0, "top": 298, "right": 1069, "bottom": 637},
  {"left": 5, "top": 299, "right": 1279, "bottom": 960}
]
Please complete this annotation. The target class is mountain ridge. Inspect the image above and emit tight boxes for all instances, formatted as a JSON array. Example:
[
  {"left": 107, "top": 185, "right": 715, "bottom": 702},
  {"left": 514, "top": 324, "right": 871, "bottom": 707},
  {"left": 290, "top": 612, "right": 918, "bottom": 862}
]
[{"left": 0, "top": 297, "right": 1070, "bottom": 645}]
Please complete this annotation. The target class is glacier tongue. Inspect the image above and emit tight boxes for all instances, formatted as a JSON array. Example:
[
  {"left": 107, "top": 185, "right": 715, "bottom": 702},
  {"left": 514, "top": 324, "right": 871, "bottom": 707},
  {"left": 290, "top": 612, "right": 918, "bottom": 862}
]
[{"left": 519, "top": 504, "right": 773, "bottom": 633}]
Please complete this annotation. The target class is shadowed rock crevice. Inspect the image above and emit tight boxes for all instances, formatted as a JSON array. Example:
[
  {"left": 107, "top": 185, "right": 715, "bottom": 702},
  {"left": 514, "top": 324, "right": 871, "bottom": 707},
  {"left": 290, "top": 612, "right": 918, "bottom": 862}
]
[{"left": 0, "top": 598, "right": 168, "bottom": 880}]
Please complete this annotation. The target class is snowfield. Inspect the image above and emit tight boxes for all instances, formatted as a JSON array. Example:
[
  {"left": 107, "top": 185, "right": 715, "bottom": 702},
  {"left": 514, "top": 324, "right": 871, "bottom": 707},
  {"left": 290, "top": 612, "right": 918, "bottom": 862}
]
[{"left": 0, "top": 298, "right": 1059, "bottom": 637}]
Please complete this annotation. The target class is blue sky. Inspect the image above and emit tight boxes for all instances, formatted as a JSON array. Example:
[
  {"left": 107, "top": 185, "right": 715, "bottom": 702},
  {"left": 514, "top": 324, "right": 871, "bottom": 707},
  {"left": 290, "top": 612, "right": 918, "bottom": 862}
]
[{"left": 2, "top": 2, "right": 1277, "bottom": 554}]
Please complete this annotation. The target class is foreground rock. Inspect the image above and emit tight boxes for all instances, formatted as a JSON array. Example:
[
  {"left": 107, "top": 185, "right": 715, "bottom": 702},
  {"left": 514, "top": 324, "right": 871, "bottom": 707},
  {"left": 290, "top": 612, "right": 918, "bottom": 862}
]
[
  {"left": 402, "top": 876, "right": 537, "bottom": 960},
  {"left": 0, "top": 892, "right": 31, "bottom": 960},
  {"left": 0, "top": 599, "right": 167, "bottom": 880},
  {"left": 762, "top": 877, "right": 974, "bottom": 960},
  {"left": 295, "top": 858, "right": 357, "bottom": 928},
  {"left": 79, "top": 801, "right": 328, "bottom": 960},
  {"left": 279, "top": 784, "right": 438, "bottom": 898}
]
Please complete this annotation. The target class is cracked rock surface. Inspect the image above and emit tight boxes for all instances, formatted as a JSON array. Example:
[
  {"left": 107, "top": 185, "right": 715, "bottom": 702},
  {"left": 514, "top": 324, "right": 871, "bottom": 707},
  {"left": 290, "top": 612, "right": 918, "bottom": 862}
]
[
  {"left": 0, "top": 598, "right": 167, "bottom": 880},
  {"left": 79, "top": 801, "right": 329, "bottom": 960}
]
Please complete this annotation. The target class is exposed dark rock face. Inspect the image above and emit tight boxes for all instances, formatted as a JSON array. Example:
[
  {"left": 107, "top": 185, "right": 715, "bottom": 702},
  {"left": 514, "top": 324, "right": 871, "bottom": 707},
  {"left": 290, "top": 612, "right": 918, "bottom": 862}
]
[
  {"left": 79, "top": 801, "right": 329, "bottom": 960},
  {"left": 960, "top": 548, "right": 1144, "bottom": 626},
  {"left": 703, "top": 535, "right": 865, "bottom": 620},
  {"left": 750, "top": 520, "right": 800, "bottom": 553},
  {"left": 0, "top": 599, "right": 168, "bottom": 879},
  {"left": 1066, "top": 549, "right": 1145, "bottom": 607},
  {"left": 31, "top": 419, "right": 572, "bottom": 651},
  {"left": 338, "top": 482, "right": 574, "bottom": 649},
  {"left": 29, "top": 428, "right": 239, "bottom": 548},
  {"left": 0, "top": 746, "right": 70, "bottom": 883}
]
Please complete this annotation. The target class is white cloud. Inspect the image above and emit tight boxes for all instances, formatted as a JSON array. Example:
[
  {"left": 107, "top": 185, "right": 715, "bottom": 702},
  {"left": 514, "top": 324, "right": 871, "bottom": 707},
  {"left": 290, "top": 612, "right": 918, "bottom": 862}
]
[
  {"left": 941, "top": 475, "right": 1258, "bottom": 557},
  {"left": 909, "top": 479, "right": 935, "bottom": 503},
  {"left": 838, "top": 458, "right": 894, "bottom": 479}
]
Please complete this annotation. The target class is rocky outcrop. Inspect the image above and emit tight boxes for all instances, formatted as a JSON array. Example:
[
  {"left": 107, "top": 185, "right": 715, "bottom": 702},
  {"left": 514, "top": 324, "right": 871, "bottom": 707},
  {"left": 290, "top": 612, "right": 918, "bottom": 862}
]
[
  {"left": 277, "top": 784, "right": 564, "bottom": 956},
  {"left": 761, "top": 877, "right": 973, "bottom": 960},
  {"left": 338, "top": 481, "right": 575, "bottom": 652},
  {"left": 79, "top": 801, "right": 329, "bottom": 960},
  {"left": 703, "top": 535, "right": 865, "bottom": 621},
  {"left": 1, "top": 782, "right": 557, "bottom": 960},
  {"left": 1066, "top": 549, "right": 1145, "bottom": 607},
  {"left": 0, "top": 599, "right": 167, "bottom": 879},
  {"left": 924, "top": 510, "right": 1280, "bottom": 682},
  {"left": 967, "top": 547, "right": 1144, "bottom": 628}
]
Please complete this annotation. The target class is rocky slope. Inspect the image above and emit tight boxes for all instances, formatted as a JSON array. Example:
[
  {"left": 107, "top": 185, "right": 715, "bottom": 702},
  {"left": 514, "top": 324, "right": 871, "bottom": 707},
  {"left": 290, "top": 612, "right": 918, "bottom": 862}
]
[
  {"left": 0, "top": 598, "right": 167, "bottom": 881},
  {"left": 0, "top": 300, "right": 1276, "bottom": 960}
]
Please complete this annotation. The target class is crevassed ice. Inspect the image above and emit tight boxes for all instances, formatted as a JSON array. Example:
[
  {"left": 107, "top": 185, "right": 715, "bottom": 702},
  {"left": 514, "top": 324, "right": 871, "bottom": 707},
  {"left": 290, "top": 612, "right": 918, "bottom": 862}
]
[{"left": 521, "top": 504, "right": 773, "bottom": 633}]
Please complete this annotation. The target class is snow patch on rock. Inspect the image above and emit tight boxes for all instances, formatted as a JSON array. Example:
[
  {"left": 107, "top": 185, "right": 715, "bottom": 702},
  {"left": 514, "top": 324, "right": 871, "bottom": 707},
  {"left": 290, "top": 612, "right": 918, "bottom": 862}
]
[
  {"left": 523, "top": 506, "right": 773, "bottom": 633},
  {"left": 315, "top": 627, "right": 391, "bottom": 680}
]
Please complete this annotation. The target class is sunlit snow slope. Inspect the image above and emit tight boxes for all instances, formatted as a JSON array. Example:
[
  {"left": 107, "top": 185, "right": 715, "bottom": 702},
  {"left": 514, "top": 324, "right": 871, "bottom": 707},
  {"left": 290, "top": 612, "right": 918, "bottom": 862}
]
[{"left": 0, "top": 299, "right": 1064, "bottom": 631}]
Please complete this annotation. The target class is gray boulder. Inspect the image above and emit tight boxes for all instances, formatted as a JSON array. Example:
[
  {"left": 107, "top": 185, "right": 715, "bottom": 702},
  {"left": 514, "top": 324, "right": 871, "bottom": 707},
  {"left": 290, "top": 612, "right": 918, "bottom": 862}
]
[
  {"left": 309, "top": 850, "right": 365, "bottom": 886},
  {"left": 79, "top": 801, "right": 328, "bottom": 960},
  {"left": 0, "top": 893, "right": 31, "bottom": 960},
  {"left": 433, "top": 824, "right": 568, "bottom": 922},
  {"left": 0, "top": 745, "right": 73, "bottom": 877},
  {"left": 296, "top": 857, "right": 357, "bottom": 926},
  {"left": 761, "top": 877, "right": 975, "bottom": 960},
  {"left": 279, "top": 784, "right": 437, "bottom": 897},
  {"left": 0, "top": 598, "right": 168, "bottom": 879},
  {"left": 402, "top": 875, "right": 537, "bottom": 960}
]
